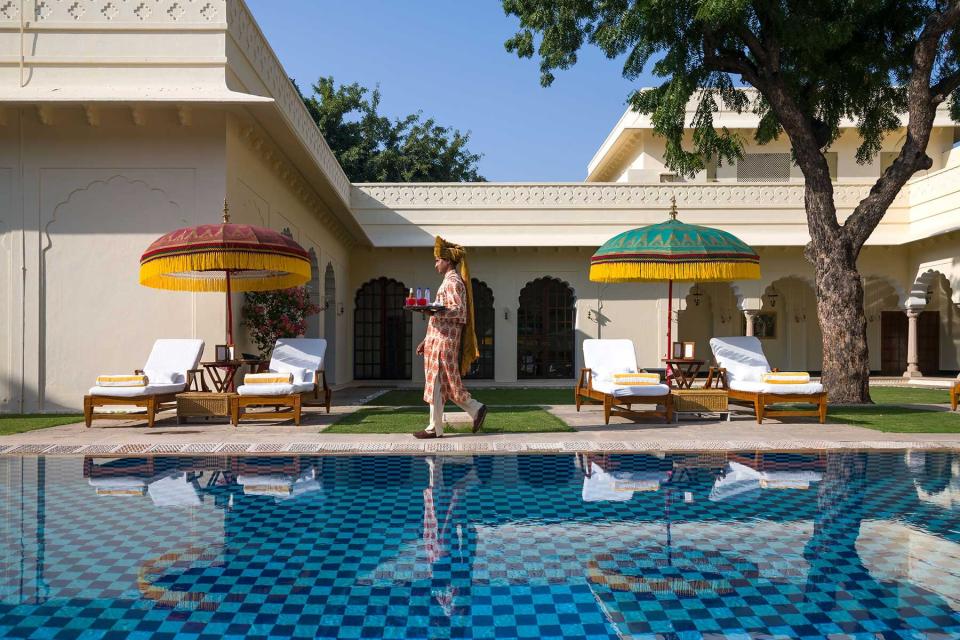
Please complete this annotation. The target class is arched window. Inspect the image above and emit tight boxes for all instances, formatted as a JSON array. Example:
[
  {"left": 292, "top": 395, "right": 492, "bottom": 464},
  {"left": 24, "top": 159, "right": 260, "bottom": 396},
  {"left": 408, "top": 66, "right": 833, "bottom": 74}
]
[
  {"left": 354, "top": 277, "right": 412, "bottom": 380},
  {"left": 306, "top": 249, "right": 321, "bottom": 338},
  {"left": 517, "top": 277, "right": 575, "bottom": 379},
  {"left": 464, "top": 279, "right": 495, "bottom": 379},
  {"left": 323, "top": 263, "right": 337, "bottom": 383}
]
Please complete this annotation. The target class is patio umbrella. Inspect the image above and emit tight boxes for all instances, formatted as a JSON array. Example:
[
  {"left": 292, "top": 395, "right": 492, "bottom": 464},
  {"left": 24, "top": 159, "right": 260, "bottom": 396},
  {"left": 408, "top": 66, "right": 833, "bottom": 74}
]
[
  {"left": 590, "top": 197, "right": 760, "bottom": 382},
  {"left": 139, "top": 202, "right": 311, "bottom": 346}
]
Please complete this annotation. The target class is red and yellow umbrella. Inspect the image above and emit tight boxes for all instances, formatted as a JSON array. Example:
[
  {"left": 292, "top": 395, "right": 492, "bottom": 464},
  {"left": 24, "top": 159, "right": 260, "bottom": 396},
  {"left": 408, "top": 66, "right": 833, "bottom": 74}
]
[{"left": 139, "top": 202, "right": 311, "bottom": 346}]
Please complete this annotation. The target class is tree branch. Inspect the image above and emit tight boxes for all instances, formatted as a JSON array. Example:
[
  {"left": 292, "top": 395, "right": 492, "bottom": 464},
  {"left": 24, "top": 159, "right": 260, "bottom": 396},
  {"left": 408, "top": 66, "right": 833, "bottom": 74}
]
[{"left": 846, "top": 2, "right": 960, "bottom": 254}]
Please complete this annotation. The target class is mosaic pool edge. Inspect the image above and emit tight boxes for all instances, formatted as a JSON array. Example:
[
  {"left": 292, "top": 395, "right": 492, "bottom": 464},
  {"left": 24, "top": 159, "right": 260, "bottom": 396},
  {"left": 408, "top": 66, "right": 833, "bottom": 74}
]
[{"left": 2, "top": 438, "right": 960, "bottom": 456}]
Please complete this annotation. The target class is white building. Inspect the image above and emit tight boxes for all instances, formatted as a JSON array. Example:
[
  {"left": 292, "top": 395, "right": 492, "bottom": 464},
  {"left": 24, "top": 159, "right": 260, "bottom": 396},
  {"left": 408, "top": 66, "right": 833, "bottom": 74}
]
[{"left": 1, "top": 0, "right": 958, "bottom": 413}]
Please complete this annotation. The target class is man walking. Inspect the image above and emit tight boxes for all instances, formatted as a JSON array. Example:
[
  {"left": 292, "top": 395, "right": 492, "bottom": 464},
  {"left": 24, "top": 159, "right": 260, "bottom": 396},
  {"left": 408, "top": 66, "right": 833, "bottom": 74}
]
[{"left": 414, "top": 236, "right": 487, "bottom": 439}]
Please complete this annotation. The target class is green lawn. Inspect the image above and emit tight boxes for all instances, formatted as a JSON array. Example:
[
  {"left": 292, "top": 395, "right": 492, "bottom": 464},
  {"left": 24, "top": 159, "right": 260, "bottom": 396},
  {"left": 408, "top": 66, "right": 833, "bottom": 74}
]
[
  {"left": 0, "top": 414, "right": 84, "bottom": 436},
  {"left": 326, "top": 405, "right": 573, "bottom": 434},
  {"left": 868, "top": 386, "right": 950, "bottom": 405},
  {"left": 367, "top": 388, "right": 575, "bottom": 406},
  {"left": 826, "top": 406, "right": 960, "bottom": 433}
]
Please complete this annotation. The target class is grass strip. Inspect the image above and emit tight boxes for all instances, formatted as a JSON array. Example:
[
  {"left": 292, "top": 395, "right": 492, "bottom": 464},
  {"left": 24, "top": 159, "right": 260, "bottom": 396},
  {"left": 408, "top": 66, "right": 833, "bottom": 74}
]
[
  {"left": 0, "top": 414, "right": 85, "bottom": 436},
  {"left": 367, "top": 388, "right": 576, "bottom": 406},
  {"left": 326, "top": 405, "right": 573, "bottom": 434}
]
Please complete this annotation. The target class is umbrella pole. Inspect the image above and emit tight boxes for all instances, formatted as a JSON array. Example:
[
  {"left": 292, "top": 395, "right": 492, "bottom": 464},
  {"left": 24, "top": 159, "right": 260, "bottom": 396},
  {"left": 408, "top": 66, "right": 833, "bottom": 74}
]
[
  {"left": 666, "top": 279, "right": 673, "bottom": 387},
  {"left": 225, "top": 270, "right": 234, "bottom": 348}
]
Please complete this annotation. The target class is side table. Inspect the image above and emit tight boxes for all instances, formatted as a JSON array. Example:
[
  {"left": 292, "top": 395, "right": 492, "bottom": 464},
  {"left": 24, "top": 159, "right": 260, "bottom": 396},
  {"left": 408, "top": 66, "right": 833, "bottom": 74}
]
[
  {"left": 662, "top": 358, "right": 704, "bottom": 389},
  {"left": 177, "top": 392, "right": 237, "bottom": 424}
]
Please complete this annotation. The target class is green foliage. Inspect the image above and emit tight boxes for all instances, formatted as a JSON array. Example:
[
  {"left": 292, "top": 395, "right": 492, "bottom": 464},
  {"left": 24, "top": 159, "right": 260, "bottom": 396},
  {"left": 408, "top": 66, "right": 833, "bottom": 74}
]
[
  {"left": 0, "top": 414, "right": 84, "bottom": 435},
  {"left": 296, "top": 77, "right": 484, "bottom": 182},
  {"left": 241, "top": 286, "right": 320, "bottom": 358},
  {"left": 502, "top": 0, "right": 959, "bottom": 177},
  {"left": 366, "top": 387, "right": 576, "bottom": 406}
]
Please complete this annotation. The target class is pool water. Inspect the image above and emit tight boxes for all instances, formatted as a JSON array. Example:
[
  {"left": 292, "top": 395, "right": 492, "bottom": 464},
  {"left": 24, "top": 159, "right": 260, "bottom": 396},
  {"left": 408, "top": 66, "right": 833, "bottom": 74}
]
[{"left": 1, "top": 451, "right": 959, "bottom": 639}]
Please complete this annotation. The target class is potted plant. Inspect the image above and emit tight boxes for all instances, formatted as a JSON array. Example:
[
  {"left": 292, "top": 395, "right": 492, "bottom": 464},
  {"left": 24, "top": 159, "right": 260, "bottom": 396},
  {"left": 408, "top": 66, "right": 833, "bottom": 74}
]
[{"left": 241, "top": 287, "right": 321, "bottom": 359}]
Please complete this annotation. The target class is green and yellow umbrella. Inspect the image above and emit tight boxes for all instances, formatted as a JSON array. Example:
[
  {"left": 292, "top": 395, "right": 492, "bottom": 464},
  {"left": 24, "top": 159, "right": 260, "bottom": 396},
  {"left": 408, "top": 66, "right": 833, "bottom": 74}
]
[{"left": 590, "top": 198, "right": 760, "bottom": 381}]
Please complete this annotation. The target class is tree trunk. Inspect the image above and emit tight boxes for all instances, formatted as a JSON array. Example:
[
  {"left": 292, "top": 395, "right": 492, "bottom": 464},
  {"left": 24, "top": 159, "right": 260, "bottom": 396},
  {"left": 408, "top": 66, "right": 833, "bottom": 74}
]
[{"left": 809, "top": 241, "right": 871, "bottom": 404}]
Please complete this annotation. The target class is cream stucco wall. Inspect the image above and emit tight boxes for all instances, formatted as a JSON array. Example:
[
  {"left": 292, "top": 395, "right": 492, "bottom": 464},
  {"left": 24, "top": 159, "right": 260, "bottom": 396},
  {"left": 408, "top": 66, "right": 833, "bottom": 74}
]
[
  {"left": 225, "top": 115, "right": 353, "bottom": 384},
  {"left": 0, "top": 106, "right": 229, "bottom": 412}
]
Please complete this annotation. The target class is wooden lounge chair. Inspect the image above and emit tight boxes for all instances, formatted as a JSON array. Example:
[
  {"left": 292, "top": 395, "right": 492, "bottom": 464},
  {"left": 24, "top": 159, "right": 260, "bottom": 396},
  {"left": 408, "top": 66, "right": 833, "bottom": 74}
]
[
  {"left": 231, "top": 338, "right": 330, "bottom": 426},
  {"left": 576, "top": 339, "right": 673, "bottom": 424},
  {"left": 84, "top": 338, "right": 204, "bottom": 428},
  {"left": 951, "top": 380, "right": 959, "bottom": 411},
  {"left": 709, "top": 336, "right": 827, "bottom": 424}
]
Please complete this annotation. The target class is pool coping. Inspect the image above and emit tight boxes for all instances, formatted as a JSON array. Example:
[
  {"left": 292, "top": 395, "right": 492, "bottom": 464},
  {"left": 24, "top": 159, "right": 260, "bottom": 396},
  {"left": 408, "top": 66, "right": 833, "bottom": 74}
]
[{"left": 3, "top": 438, "right": 960, "bottom": 456}]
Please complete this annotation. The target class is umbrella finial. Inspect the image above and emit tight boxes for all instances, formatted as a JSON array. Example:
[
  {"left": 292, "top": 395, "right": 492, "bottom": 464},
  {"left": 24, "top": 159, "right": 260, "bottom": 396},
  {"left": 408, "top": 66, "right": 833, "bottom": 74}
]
[
  {"left": 669, "top": 196, "right": 678, "bottom": 220},
  {"left": 222, "top": 199, "right": 231, "bottom": 224}
]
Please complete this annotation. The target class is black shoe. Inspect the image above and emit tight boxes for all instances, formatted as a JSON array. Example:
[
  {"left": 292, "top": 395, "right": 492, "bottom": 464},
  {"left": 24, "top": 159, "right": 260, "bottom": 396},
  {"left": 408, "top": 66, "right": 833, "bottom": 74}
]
[
  {"left": 472, "top": 404, "right": 488, "bottom": 433},
  {"left": 413, "top": 429, "right": 439, "bottom": 439}
]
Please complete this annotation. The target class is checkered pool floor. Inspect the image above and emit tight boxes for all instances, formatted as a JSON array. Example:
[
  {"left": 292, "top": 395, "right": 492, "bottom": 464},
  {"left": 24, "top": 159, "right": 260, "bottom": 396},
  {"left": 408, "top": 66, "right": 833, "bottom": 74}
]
[{"left": 1, "top": 451, "right": 959, "bottom": 639}]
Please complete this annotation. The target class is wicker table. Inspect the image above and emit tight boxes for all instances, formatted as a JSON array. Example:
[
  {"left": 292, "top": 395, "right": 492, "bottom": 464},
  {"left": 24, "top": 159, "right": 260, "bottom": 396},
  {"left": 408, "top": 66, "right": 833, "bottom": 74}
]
[
  {"left": 670, "top": 388, "right": 731, "bottom": 421},
  {"left": 176, "top": 392, "right": 237, "bottom": 424}
]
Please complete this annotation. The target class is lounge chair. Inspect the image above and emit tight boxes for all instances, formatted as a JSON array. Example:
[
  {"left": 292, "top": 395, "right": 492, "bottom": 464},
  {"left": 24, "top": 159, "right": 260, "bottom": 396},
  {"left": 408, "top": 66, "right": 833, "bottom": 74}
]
[
  {"left": 708, "top": 336, "right": 827, "bottom": 424},
  {"left": 951, "top": 380, "right": 959, "bottom": 411},
  {"left": 576, "top": 339, "right": 673, "bottom": 424},
  {"left": 231, "top": 338, "right": 330, "bottom": 426},
  {"left": 84, "top": 338, "right": 204, "bottom": 428}
]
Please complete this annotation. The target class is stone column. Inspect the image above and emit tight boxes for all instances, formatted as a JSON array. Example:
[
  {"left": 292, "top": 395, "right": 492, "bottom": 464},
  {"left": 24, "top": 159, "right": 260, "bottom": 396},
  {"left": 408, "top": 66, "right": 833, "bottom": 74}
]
[
  {"left": 903, "top": 308, "right": 923, "bottom": 378},
  {"left": 743, "top": 310, "right": 758, "bottom": 337}
]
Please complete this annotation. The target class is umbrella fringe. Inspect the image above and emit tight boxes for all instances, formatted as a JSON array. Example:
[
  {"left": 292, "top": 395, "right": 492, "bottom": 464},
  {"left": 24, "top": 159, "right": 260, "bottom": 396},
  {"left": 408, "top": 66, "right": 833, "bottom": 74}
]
[
  {"left": 139, "top": 251, "right": 311, "bottom": 292},
  {"left": 589, "top": 262, "right": 760, "bottom": 283}
]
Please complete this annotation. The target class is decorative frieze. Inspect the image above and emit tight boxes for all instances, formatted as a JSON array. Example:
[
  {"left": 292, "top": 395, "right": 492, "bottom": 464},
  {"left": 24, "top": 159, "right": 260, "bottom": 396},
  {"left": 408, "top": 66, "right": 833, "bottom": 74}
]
[
  {"left": 352, "top": 182, "right": 909, "bottom": 211},
  {"left": 0, "top": 0, "right": 226, "bottom": 24}
]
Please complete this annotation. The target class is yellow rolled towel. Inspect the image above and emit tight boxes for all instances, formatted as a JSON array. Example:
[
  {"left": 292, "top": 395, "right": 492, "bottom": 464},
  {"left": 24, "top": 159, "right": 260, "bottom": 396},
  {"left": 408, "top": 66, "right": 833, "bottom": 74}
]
[
  {"left": 612, "top": 372, "right": 661, "bottom": 385},
  {"left": 760, "top": 372, "right": 810, "bottom": 384},
  {"left": 244, "top": 372, "right": 294, "bottom": 385},
  {"left": 96, "top": 374, "right": 148, "bottom": 387}
]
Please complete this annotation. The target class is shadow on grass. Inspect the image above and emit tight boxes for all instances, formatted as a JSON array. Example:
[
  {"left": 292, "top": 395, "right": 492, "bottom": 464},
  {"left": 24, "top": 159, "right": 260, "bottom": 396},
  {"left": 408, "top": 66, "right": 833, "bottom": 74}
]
[{"left": 327, "top": 405, "right": 573, "bottom": 434}]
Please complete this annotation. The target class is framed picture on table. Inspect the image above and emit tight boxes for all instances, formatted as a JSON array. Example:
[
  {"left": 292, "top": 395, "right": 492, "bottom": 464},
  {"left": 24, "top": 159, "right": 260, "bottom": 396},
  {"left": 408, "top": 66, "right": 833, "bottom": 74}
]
[
  {"left": 682, "top": 342, "right": 696, "bottom": 359},
  {"left": 215, "top": 344, "right": 233, "bottom": 362},
  {"left": 672, "top": 342, "right": 684, "bottom": 359}
]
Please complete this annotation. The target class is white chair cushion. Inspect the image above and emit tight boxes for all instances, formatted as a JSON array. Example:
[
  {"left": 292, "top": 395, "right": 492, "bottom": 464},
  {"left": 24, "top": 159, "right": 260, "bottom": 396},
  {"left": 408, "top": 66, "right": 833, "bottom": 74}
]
[
  {"left": 236, "top": 381, "right": 314, "bottom": 396},
  {"left": 709, "top": 336, "right": 771, "bottom": 383},
  {"left": 89, "top": 383, "right": 185, "bottom": 397},
  {"left": 582, "top": 463, "right": 670, "bottom": 502},
  {"left": 730, "top": 380, "right": 824, "bottom": 395},
  {"left": 591, "top": 380, "right": 671, "bottom": 398},
  {"left": 142, "top": 339, "right": 204, "bottom": 378},
  {"left": 142, "top": 369, "right": 184, "bottom": 385},
  {"left": 147, "top": 473, "right": 201, "bottom": 506},
  {"left": 583, "top": 339, "right": 638, "bottom": 381},
  {"left": 271, "top": 339, "right": 326, "bottom": 378}
]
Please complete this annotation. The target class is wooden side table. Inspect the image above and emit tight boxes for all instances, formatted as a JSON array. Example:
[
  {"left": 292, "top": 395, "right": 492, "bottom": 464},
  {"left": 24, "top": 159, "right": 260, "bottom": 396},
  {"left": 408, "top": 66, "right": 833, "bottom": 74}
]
[
  {"left": 662, "top": 358, "right": 704, "bottom": 389},
  {"left": 177, "top": 392, "right": 236, "bottom": 424}
]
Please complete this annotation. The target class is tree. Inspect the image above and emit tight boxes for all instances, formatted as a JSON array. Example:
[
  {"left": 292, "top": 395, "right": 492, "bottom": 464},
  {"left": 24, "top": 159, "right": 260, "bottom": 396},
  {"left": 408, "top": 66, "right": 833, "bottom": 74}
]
[
  {"left": 297, "top": 77, "right": 484, "bottom": 182},
  {"left": 503, "top": 0, "right": 960, "bottom": 403}
]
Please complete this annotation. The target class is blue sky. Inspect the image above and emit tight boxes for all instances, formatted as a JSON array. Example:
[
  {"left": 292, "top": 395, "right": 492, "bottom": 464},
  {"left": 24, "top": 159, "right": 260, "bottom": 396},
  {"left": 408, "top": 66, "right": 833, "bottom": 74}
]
[{"left": 246, "top": 1, "right": 656, "bottom": 182}]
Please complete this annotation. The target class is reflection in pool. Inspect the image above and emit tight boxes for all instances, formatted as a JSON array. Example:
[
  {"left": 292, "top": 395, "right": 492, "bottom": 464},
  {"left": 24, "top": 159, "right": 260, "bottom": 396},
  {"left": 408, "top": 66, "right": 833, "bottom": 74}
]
[{"left": 1, "top": 451, "right": 959, "bottom": 639}]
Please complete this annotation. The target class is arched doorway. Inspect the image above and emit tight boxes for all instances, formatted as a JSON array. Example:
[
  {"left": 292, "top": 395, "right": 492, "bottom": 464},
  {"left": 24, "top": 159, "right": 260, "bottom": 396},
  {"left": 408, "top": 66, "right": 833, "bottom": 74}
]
[
  {"left": 465, "top": 279, "right": 495, "bottom": 379},
  {"left": 324, "top": 263, "right": 337, "bottom": 384},
  {"left": 677, "top": 283, "right": 740, "bottom": 362},
  {"left": 354, "top": 277, "right": 411, "bottom": 380},
  {"left": 517, "top": 277, "right": 575, "bottom": 379},
  {"left": 307, "top": 249, "right": 321, "bottom": 338}
]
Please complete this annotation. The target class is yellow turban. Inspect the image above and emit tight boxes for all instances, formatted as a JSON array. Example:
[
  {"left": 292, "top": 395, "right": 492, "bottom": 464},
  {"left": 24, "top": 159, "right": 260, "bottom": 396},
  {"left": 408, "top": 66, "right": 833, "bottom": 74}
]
[{"left": 434, "top": 236, "right": 479, "bottom": 376}]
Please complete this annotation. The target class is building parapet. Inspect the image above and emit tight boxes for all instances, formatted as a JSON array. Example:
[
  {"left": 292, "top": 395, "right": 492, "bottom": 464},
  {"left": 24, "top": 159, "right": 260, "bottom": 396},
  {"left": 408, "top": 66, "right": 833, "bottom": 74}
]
[{"left": 351, "top": 181, "right": 923, "bottom": 248}]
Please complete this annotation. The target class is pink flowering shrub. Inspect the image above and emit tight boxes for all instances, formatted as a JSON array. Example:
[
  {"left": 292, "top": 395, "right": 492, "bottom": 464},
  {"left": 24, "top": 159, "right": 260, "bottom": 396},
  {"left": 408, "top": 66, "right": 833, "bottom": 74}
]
[{"left": 241, "top": 287, "right": 321, "bottom": 358}]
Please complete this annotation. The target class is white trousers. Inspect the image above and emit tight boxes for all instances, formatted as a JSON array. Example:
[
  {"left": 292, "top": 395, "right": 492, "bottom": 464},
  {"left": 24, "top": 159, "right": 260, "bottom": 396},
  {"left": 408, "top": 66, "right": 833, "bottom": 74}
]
[{"left": 426, "top": 371, "right": 482, "bottom": 436}]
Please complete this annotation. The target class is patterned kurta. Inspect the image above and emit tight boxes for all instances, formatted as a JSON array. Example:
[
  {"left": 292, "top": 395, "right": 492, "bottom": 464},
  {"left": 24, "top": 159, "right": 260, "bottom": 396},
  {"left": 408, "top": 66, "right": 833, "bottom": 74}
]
[{"left": 423, "top": 269, "right": 470, "bottom": 404}]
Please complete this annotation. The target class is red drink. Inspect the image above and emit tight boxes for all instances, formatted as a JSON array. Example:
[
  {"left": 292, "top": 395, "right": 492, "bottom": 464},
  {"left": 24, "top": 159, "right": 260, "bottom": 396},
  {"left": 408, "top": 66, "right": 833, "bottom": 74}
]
[
  {"left": 416, "top": 288, "right": 426, "bottom": 306},
  {"left": 405, "top": 288, "right": 416, "bottom": 306}
]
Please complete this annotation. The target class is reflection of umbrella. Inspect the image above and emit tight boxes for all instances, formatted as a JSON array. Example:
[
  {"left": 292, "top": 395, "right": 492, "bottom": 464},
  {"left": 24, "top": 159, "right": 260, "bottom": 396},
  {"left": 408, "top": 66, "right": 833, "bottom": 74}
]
[
  {"left": 590, "top": 197, "right": 760, "bottom": 383},
  {"left": 139, "top": 202, "right": 311, "bottom": 346}
]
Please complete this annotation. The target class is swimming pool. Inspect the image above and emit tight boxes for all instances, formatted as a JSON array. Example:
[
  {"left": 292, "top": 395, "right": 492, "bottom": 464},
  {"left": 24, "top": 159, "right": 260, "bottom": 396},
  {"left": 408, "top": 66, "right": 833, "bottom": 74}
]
[{"left": 1, "top": 451, "right": 959, "bottom": 639}]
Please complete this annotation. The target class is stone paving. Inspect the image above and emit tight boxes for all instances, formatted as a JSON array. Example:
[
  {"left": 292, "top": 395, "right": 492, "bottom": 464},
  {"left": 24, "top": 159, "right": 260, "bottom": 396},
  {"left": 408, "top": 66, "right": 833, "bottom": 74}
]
[{"left": 3, "top": 386, "right": 959, "bottom": 454}]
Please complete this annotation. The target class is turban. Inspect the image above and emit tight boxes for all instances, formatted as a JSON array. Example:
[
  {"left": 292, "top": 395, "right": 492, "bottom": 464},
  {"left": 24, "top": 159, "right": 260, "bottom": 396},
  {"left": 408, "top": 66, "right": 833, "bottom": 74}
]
[{"left": 434, "top": 236, "right": 479, "bottom": 376}]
